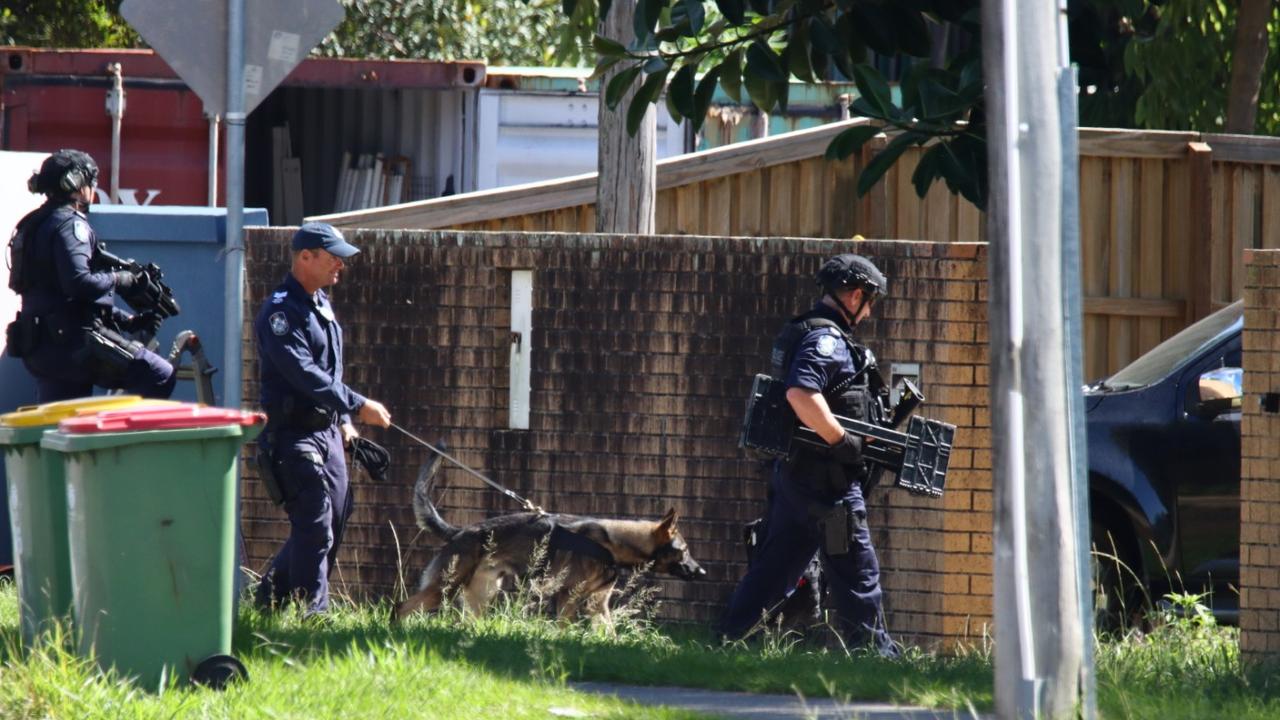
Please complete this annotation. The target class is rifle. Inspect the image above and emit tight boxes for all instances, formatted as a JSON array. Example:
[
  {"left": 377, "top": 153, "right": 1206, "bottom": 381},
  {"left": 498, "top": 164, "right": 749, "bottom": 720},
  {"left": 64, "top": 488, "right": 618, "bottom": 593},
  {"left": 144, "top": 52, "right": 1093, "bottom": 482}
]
[
  {"left": 91, "top": 246, "right": 181, "bottom": 320},
  {"left": 739, "top": 374, "right": 954, "bottom": 498}
]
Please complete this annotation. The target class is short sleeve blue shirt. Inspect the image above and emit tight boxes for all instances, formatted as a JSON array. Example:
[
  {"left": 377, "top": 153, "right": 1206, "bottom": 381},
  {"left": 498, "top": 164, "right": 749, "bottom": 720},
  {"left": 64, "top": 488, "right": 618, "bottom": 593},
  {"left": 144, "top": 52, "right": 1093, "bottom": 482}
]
[
  {"left": 784, "top": 303, "right": 868, "bottom": 395},
  {"left": 255, "top": 273, "right": 366, "bottom": 418}
]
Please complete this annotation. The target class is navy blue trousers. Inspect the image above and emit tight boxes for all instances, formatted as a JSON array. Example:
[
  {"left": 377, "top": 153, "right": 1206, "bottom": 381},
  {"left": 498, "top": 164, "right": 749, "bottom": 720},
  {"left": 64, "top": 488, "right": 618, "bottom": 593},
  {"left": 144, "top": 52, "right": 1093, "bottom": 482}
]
[
  {"left": 255, "top": 424, "right": 352, "bottom": 615},
  {"left": 720, "top": 460, "right": 896, "bottom": 656},
  {"left": 27, "top": 344, "right": 176, "bottom": 403}
]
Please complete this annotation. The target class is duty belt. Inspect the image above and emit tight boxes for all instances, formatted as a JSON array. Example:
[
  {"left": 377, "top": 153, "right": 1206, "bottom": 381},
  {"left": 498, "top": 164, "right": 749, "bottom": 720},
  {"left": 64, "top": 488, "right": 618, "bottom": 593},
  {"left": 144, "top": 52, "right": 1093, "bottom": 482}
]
[{"left": 265, "top": 400, "right": 336, "bottom": 433}]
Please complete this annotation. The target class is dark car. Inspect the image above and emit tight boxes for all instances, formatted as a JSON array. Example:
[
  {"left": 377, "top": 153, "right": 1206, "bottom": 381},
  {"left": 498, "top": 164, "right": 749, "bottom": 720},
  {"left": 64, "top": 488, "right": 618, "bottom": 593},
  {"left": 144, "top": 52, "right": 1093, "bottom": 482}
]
[{"left": 1086, "top": 300, "right": 1243, "bottom": 626}]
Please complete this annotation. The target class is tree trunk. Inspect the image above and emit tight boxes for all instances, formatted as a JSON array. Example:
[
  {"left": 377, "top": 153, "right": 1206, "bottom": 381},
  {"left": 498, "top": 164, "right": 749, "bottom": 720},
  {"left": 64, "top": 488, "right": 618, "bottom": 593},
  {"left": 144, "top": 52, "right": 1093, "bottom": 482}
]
[
  {"left": 1225, "top": 0, "right": 1274, "bottom": 134},
  {"left": 596, "top": 0, "right": 656, "bottom": 234}
]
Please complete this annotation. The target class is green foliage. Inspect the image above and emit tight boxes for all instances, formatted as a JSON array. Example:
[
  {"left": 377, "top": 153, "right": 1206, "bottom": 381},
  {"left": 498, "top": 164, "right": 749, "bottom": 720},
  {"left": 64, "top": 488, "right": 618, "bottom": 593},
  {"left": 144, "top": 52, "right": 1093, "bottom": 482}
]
[
  {"left": 588, "top": 0, "right": 988, "bottom": 208},
  {"left": 318, "top": 0, "right": 597, "bottom": 66},
  {"left": 0, "top": 0, "right": 139, "bottom": 48},
  {"left": 1126, "top": 0, "right": 1280, "bottom": 134}
]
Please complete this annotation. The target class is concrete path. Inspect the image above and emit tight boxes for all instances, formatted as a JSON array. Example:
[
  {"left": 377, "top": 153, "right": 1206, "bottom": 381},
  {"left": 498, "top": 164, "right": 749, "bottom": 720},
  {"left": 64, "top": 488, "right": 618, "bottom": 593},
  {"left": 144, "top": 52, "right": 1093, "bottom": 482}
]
[{"left": 571, "top": 681, "right": 987, "bottom": 720}]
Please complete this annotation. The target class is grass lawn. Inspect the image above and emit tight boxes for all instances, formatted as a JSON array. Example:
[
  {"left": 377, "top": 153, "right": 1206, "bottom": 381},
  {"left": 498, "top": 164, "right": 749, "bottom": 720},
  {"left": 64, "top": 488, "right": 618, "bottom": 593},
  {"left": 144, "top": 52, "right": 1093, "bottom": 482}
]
[{"left": 5, "top": 577, "right": 1280, "bottom": 719}]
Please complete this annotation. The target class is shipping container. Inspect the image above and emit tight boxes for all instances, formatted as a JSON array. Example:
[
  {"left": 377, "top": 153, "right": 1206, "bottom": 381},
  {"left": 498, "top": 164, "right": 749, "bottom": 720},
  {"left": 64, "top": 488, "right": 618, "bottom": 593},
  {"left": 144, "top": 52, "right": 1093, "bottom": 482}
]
[{"left": 1, "top": 48, "right": 485, "bottom": 217}]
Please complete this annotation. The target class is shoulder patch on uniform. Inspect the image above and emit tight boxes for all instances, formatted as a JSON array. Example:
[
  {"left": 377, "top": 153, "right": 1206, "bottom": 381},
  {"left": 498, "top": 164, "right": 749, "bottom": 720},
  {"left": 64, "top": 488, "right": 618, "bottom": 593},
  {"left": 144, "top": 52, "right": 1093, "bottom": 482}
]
[
  {"left": 271, "top": 290, "right": 288, "bottom": 304},
  {"left": 72, "top": 219, "right": 92, "bottom": 244},
  {"left": 815, "top": 334, "right": 839, "bottom": 357},
  {"left": 269, "top": 311, "right": 289, "bottom": 336}
]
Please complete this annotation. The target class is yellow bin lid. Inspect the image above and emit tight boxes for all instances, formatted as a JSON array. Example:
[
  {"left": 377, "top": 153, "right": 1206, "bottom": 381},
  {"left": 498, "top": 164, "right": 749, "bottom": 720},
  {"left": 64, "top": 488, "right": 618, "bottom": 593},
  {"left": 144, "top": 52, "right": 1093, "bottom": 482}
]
[{"left": 0, "top": 396, "right": 148, "bottom": 428}]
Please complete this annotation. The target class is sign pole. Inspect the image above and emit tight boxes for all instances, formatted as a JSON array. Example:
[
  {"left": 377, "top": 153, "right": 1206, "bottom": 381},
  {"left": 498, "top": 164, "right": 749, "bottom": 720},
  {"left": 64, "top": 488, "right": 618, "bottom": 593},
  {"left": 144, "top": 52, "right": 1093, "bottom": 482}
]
[{"left": 223, "top": 0, "right": 245, "bottom": 411}]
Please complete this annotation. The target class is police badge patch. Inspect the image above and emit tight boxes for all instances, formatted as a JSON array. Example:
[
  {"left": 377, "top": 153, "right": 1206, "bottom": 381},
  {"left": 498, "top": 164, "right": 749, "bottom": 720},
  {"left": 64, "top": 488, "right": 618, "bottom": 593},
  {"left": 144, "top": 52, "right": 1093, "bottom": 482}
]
[
  {"left": 72, "top": 219, "right": 92, "bottom": 244},
  {"left": 815, "top": 334, "right": 838, "bottom": 357},
  {"left": 269, "top": 312, "right": 289, "bottom": 336}
]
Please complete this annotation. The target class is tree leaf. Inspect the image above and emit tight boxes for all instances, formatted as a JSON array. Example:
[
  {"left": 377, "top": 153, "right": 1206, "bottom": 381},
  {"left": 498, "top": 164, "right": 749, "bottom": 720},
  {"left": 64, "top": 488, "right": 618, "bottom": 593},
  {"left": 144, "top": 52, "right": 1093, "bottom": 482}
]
[
  {"left": 669, "top": 62, "right": 699, "bottom": 119},
  {"left": 627, "top": 68, "right": 669, "bottom": 135},
  {"left": 689, "top": 66, "right": 722, "bottom": 133},
  {"left": 911, "top": 143, "right": 944, "bottom": 197},
  {"left": 846, "top": 3, "right": 897, "bottom": 56},
  {"left": 714, "top": 0, "right": 745, "bottom": 25},
  {"left": 588, "top": 54, "right": 623, "bottom": 82},
  {"left": 889, "top": 5, "right": 931, "bottom": 57},
  {"left": 605, "top": 65, "right": 642, "bottom": 110},
  {"left": 592, "top": 34, "right": 627, "bottom": 57},
  {"left": 833, "top": 12, "right": 866, "bottom": 78},
  {"left": 683, "top": 0, "right": 706, "bottom": 34},
  {"left": 857, "top": 131, "right": 923, "bottom": 197},
  {"left": 747, "top": 0, "right": 771, "bottom": 15},
  {"left": 744, "top": 70, "right": 777, "bottom": 113},
  {"left": 850, "top": 64, "right": 893, "bottom": 119},
  {"left": 665, "top": 88, "right": 685, "bottom": 124},
  {"left": 808, "top": 15, "right": 837, "bottom": 55},
  {"left": 941, "top": 134, "right": 986, "bottom": 208},
  {"left": 562, "top": 0, "right": 578, "bottom": 18},
  {"left": 824, "top": 124, "right": 882, "bottom": 160},
  {"left": 785, "top": 21, "right": 814, "bottom": 83},
  {"left": 643, "top": 56, "right": 669, "bottom": 73},
  {"left": 634, "top": 0, "right": 664, "bottom": 41},
  {"left": 720, "top": 49, "right": 743, "bottom": 103},
  {"left": 746, "top": 39, "right": 787, "bottom": 83}
]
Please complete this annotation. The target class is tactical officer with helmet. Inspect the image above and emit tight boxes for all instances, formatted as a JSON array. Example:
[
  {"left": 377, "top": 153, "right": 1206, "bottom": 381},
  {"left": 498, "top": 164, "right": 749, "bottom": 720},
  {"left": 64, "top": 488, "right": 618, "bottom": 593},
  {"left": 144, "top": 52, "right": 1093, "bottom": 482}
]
[
  {"left": 253, "top": 222, "right": 392, "bottom": 616},
  {"left": 5, "top": 149, "right": 175, "bottom": 402},
  {"left": 718, "top": 253, "right": 898, "bottom": 657}
]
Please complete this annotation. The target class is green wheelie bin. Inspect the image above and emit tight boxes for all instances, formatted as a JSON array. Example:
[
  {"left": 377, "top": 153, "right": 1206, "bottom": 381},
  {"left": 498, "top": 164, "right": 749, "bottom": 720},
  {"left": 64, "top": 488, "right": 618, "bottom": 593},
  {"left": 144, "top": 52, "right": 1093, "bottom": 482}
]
[
  {"left": 0, "top": 395, "right": 153, "bottom": 648},
  {"left": 41, "top": 404, "right": 264, "bottom": 689}
]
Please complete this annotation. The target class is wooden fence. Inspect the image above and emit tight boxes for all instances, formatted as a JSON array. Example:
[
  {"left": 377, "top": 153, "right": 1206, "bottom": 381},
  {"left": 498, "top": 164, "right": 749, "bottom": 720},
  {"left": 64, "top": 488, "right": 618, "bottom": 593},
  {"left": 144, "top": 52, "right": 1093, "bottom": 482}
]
[{"left": 314, "top": 123, "right": 1280, "bottom": 380}]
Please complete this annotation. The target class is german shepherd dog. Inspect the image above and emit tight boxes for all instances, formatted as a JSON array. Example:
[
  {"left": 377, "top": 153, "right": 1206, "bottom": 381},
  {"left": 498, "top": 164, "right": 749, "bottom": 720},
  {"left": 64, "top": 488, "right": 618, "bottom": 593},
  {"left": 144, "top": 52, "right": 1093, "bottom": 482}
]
[{"left": 393, "top": 453, "right": 707, "bottom": 625}]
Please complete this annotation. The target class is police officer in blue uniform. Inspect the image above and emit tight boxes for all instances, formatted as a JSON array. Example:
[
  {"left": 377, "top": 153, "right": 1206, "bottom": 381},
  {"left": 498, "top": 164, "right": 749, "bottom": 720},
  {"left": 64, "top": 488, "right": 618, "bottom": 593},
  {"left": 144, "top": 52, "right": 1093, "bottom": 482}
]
[
  {"left": 6, "top": 149, "right": 175, "bottom": 403},
  {"left": 719, "top": 253, "right": 898, "bottom": 657},
  {"left": 253, "top": 222, "right": 392, "bottom": 616}
]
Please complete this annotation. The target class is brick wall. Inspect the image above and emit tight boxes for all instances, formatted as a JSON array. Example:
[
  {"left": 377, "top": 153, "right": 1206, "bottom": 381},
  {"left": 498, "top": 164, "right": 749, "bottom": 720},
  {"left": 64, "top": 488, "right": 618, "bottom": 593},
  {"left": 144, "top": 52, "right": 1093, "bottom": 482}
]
[
  {"left": 240, "top": 230, "right": 991, "bottom": 646},
  {"left": 1240, "top": 249, "right": 1280, "bottom": 658}
]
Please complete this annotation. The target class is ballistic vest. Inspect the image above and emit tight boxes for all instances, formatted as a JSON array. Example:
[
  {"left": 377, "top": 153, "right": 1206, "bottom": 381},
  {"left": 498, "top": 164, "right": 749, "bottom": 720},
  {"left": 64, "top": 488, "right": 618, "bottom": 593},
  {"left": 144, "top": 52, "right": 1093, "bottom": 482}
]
[{"left": 769, "top": 311, "right": 878, "bottom": 425}]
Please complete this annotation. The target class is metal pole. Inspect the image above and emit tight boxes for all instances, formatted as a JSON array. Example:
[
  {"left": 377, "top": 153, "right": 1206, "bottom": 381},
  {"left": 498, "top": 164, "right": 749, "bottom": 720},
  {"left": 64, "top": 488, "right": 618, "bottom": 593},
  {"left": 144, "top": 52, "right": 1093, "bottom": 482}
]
[
  {"left": 224, "top": 0, "right": 245, "bottom": 410},
  {"left": 985, "top": 0, "right": 1084, "bottom": 717},
  {"left": 207, "top": 111, "right": 220, "bottom": 207},
  {"left": 1057, "top": 0, "right": 1096, "bottom": 712},
  {"left": 106, "top": 63, "right": 125, "bottom": 204}
]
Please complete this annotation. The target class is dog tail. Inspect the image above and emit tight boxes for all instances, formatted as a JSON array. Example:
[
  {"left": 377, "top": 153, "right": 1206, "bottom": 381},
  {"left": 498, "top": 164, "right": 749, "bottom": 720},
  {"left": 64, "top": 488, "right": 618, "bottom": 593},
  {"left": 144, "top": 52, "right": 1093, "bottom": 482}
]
[{"left": 413, "top": 448, "right": 460, "bottom": 541}]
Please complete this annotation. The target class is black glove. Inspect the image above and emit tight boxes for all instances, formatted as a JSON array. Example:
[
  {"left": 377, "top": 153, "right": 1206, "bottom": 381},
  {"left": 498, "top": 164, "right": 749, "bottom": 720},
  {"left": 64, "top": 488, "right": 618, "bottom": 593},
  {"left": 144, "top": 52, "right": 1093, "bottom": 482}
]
[
  {"left": 827, "top": 432, "right": 863, "bottom": 465},
  {"left": 125, "top": 311, "right": 164, "bottom": 337},
  {"left": 113, "top": 270, "right": 137, "bottom": 291}
]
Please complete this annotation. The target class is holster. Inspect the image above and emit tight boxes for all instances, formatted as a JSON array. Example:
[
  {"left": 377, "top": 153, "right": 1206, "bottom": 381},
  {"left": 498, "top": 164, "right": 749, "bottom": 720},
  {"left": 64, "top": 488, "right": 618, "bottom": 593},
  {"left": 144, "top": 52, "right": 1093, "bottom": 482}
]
[
  {"left": 78, "top": 321, "right": 141, "bottom": 386},
  {"left": 820, "top": 501, "right": 854, "bottom": 556},
  {"left": 255, "top": 433, "right": 288, "bottom": 506},
  {"left": 5, "top": 313, "right": 37, "bottom": 359}
]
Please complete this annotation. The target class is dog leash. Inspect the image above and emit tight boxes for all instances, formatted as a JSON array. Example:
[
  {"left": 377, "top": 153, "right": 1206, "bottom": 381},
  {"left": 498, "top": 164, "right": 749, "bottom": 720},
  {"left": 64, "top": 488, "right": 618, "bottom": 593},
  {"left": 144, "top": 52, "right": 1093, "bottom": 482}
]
[{"left": 389, "top": 422, "right": 543, "bottom": 513}]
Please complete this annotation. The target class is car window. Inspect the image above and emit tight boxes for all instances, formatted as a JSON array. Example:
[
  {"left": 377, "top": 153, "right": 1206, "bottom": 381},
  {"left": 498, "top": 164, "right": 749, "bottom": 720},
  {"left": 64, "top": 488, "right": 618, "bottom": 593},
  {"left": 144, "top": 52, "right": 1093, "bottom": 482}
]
[{"left": 1106, "top": 302, "right": 1243, "bottom": 389}]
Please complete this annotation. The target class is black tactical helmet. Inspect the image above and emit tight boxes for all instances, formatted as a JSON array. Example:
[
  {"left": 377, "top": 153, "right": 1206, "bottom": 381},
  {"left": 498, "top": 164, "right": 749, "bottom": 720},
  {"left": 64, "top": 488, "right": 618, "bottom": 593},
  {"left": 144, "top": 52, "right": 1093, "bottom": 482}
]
[
  {"left": 816, "top": 253, "right": 887, "bottom": 300},
  {"left": 28, "top": 149, "right": 99, "bottom": 197}
]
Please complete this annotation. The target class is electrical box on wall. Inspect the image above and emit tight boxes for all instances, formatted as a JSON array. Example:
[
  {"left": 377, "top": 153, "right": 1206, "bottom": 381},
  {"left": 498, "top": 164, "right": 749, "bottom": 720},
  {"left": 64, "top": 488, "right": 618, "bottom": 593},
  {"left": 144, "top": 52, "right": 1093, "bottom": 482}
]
[{"left": 889, "top": 362, "right": 921, "bottom": 406}]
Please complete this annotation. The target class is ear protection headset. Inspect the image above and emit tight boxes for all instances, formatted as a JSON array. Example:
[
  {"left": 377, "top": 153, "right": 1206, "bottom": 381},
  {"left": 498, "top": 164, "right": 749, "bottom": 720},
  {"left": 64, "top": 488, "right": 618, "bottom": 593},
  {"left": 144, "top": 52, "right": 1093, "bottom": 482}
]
[{"left": 28, "top": 149, "right": 99, "bottom": 197}]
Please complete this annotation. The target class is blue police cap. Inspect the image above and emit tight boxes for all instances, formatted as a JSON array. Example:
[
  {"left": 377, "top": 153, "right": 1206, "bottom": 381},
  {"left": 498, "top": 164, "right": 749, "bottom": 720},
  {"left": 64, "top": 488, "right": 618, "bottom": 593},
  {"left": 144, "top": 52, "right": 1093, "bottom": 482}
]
[{"left": 292, "top": 222, "right": 360, "bottom": 258}]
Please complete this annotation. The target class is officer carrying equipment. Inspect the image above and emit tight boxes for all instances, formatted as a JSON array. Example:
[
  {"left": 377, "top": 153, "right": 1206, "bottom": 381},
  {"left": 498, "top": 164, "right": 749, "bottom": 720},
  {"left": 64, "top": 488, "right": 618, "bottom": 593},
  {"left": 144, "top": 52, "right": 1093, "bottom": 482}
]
[
  {"left": 739, "top": 373, "right": 953, "bottom": 498},
  {"left": 739, "top": 252, "right": 954, "bottom": 498}
]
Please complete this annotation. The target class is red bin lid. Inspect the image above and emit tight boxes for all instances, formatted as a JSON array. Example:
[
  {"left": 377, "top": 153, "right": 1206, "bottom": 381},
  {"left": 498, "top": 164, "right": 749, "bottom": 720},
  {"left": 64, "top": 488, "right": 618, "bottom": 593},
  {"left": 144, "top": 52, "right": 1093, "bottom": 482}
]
[{"left": 57, "top": 404, "right": 266, "bottom": 433}]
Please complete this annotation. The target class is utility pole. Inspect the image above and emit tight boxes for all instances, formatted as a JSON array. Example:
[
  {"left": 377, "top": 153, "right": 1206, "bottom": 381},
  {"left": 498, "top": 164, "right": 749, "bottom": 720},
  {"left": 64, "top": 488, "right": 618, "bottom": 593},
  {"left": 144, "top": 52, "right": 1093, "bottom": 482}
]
[
  {"left": 982, "top": 0, "right": 1087, "bottom": 716},
  {"left": 596, "top": 0, "right": 656, "bottom": 234}
]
